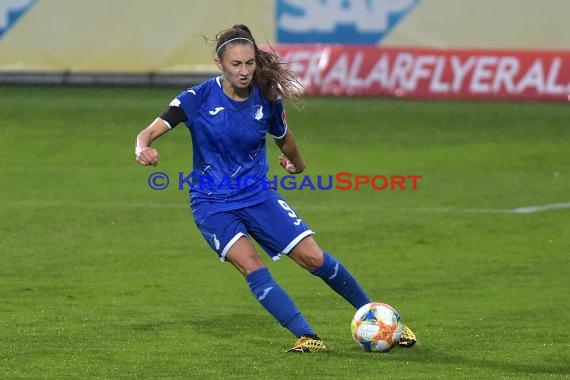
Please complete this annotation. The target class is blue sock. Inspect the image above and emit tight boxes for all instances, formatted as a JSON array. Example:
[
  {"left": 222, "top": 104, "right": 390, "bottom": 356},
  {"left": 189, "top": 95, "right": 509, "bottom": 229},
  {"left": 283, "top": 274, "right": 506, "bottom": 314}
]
[
  {"left": 311, "top": 251, "right": 371, "bottom": 309},
  {"left": 246, "top": 267, "right": 315, "bottom": 338}
]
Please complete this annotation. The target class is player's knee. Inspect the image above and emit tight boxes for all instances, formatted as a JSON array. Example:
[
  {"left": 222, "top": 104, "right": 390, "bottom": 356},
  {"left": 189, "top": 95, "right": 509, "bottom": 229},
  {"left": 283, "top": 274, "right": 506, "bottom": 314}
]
[
  {"left": 289, "top": 238, "right": 324, "bottom": 270},
  {"left": 302, "top": 252, "right": 324, "bottom": 271},
  {"left": 232, "top": 257, "right": 266, "bottom": 277},
  {"left": 226, "top": 238, "right": 266, "bottom": 276}
]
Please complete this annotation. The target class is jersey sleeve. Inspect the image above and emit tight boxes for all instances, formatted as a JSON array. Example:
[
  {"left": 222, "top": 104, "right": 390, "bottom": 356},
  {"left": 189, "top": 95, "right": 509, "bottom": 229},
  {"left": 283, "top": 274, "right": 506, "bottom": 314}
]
[
  {"left": 160, "top": 87, "right": 202, "bottom": 129},
  {"left": 158, "top": 102, "right": 186, "bottom": 129},
  {"left": 268, "top": 100, "right": 288, "bottom": 139}
]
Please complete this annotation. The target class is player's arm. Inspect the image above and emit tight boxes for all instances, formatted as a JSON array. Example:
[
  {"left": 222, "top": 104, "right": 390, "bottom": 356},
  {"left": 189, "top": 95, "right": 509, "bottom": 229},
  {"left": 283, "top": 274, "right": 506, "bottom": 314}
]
[
  {"left": 135, "top": 118, "right": 170, "bottom": 166},
  {"left": 135, "top": 102, "right": 187, "bottom": 166},
  {"left": 274, "top": 128, "right": 305, "bottom": 174}
]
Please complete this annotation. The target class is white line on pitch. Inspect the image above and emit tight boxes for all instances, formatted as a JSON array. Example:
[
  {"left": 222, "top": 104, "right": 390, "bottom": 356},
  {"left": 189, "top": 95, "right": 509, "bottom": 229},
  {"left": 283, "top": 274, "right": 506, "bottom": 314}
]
[{"left": 510, "top": 202, "right": 570, "bottom": 214}]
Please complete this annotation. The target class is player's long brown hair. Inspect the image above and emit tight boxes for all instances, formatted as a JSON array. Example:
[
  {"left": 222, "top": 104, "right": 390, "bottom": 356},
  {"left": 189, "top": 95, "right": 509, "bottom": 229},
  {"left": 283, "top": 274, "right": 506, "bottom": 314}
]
[{"left": 215, "top": 24, "right": 301, "bottom": 103}]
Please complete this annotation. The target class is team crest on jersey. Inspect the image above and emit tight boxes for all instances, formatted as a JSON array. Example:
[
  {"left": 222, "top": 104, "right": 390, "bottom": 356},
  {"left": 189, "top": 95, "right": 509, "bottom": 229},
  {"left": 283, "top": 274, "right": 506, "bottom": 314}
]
[
  {"left": 0, "top": 0, "right": 36, "bottom": 40},
  {"left": 254, "top": 105, "right": 264, "bottom": 120}
]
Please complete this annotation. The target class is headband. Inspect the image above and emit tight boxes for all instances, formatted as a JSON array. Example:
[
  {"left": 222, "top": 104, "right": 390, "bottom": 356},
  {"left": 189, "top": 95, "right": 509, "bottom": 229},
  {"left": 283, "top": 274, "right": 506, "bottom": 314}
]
[{"left": 216, "top": 37, "right": 254, "bottom": 54}]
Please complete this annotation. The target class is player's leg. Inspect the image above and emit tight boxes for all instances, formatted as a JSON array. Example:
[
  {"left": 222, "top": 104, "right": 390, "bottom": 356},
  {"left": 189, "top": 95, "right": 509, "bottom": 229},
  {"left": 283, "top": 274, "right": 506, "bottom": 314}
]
[
  {"left": 223, "top": 235, "right": 265, "bottom": 275},
  {"left": 196, "top": 211, "right": 319, "bottom": 344},
  {"left": 236, "top": 199, "right": 332, "bottom": 352},
  {"left": 224, "top": 236, "right": 321, "bottom": 346},
  {"left": 289, "top": 236, "right": 416, "bottom": 347},
  {"left": 242, "top": 196, "right": 416, "bottom": 348},
  {"left": 288, "top": 236, "right": 371, "bottom": 309},
  {"left": 241, "top": 196, "right": 369, "bottom": 309}
]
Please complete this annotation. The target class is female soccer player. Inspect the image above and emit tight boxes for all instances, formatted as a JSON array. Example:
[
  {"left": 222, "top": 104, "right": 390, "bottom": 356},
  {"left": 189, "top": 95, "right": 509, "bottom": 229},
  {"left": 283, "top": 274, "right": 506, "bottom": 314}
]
[{"left": 134, "top": 24, "right": 415, "bottom": 352}]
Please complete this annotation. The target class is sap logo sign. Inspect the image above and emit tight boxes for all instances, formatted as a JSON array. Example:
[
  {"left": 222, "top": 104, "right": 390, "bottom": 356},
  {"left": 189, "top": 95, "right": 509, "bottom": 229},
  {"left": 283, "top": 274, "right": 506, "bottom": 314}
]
[
  {"left": 277, "top": 0, "right": 419, "bottom": 44},
  {"left": 0, "top": 0, "right": 36, "bottom": 40}
]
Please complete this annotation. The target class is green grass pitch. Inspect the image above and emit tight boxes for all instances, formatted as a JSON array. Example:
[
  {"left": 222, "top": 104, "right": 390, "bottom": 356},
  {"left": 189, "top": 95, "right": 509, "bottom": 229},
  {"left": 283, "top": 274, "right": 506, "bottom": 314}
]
[{"left": 1, "top": 86, "right": 569, "bottom": 379}]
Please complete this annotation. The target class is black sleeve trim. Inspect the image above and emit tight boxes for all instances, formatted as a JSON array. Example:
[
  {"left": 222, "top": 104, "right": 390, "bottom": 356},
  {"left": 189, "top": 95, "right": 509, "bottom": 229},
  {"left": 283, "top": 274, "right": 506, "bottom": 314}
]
[{"left": 159, "top": 106, "right": 187, "bottom": 129}]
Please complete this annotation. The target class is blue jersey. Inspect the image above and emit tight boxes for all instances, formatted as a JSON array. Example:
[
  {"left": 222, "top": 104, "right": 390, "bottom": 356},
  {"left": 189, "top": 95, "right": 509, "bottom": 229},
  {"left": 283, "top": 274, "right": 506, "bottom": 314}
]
[{"left": 169, "top": 77, "right": 288, "bottom": 223}]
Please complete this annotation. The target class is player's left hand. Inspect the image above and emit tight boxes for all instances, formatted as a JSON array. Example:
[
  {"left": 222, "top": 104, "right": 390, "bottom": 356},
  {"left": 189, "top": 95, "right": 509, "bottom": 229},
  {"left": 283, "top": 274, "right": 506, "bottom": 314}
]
[{"left": 279, "top": 154, "right": 301, "bottom": 174}]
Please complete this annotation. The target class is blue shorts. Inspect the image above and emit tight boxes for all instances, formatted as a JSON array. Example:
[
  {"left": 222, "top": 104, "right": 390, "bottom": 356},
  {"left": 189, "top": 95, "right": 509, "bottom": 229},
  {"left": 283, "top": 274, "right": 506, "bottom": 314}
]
[{"left": 195, "top": 197, "right": 314, "bottom": 261}]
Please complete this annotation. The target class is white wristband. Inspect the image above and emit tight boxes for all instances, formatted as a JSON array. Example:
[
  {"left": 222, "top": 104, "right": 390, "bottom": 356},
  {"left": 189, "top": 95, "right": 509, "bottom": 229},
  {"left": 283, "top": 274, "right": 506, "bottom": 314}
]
[{"left": 135, "top": 146, "right": 143, "bottom": 156}]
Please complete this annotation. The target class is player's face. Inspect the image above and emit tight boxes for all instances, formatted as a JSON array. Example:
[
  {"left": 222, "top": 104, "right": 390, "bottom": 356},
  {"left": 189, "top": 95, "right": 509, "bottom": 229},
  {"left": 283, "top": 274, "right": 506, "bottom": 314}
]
[{"left": 217, "top": 44, "right": 256, "bottom": 94}]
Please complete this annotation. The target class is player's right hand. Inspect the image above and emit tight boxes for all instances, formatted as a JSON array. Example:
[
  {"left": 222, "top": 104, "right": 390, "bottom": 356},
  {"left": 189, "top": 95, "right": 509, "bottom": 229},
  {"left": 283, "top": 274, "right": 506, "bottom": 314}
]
[{"left": 136, "top": 147, "right": 159, "bottom": 166}]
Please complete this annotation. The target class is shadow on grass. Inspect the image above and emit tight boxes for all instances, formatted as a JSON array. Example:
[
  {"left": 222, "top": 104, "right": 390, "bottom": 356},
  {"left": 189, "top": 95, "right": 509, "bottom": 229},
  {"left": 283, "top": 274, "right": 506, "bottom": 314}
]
[
  {"left": 130, "top": 312, "right": 275, "bottom": 339},
  {"left": 130, "top": 313, "right": 568, "bottom": 377},
  {"left": 327, "top": 344, "right": 569, "bottom": 377}
]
